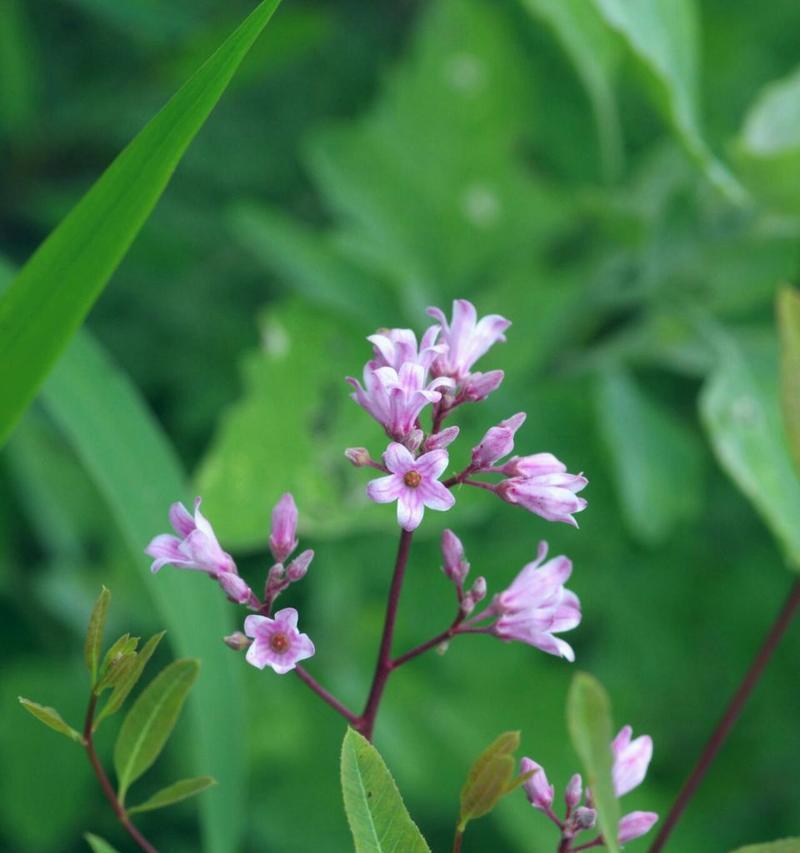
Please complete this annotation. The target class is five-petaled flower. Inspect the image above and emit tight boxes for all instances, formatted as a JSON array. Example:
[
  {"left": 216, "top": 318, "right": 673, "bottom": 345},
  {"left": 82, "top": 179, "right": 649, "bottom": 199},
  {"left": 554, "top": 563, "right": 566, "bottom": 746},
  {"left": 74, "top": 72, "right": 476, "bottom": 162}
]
[
  {"left": 366, "top": 443, "right": 455, "bottom": 531},
  {"left": 244, "top": 608, "right": 315, "bottom": 674}
]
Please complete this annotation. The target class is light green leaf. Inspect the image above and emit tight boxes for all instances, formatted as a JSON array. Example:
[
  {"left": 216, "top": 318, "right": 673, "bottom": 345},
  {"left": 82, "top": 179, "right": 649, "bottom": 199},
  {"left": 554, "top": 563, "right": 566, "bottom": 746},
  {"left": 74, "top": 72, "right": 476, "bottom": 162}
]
[
  {"left": 567, "top": 673, "right": 620, "bottom": 853},
  {"left": 458, "top": 731, "right": 522, "bottom": 828},
  {"left": 0, "top": 0, "right": 283, "bottom": 447},
  {"left": 778, "top": 287, "right": 800, "bottom": 473},
  {"left": 114, "top": 658, "right": 199, "bottom": 803},
  {"left": 520, "top": 0, "right": 622, "bottom": 180},
  {"left": 700, "top": 333, "right": 800, "bottom": 570},
  {"left": 84, "top": 586, "right": 111, "bottom": 684},
  {"left": 41, "top": 330, "right": 244, "bottom": 852},
  {"left": 341, "top": 728, "right": 430, "bottom": 853},
  {"left": 731, "top": 841, "right": 800, "bottom": 853},
  {"left": 128, "top": 776, "right": 217, "bottom": 815},
  {"left": 595, "top": 367, "right": 704, "bottom": 545},
  {"left": 18, "top": 698, "right": 83, "bottom": 744},
  {"left": 84, "top": 834, "right": 122, "bottom": 853},
  {"left": 734, "top": 66, "right": 800, "bottom": 214},
  {"left": 96, "top": 652, "right": 139, "bottom": 694},
  {"left": 590, "top": 0, "right": 744, "bottom": 201}
]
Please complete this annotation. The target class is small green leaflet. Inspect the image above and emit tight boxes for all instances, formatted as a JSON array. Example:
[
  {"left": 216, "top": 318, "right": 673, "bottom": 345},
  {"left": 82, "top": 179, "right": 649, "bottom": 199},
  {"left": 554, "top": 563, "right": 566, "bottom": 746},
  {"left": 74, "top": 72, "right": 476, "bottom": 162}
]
[
  {"left": 18, "top": 697, "right": 83, "bottom": 744},
  {"left": 128, "top": 776, "right": 217, "bottom": 815},
  {"left": 84, "top": 834, "right": 122, "bottom": 853},
  {"left": 84, "top": 586, "right": 111, "bottom": 685}
]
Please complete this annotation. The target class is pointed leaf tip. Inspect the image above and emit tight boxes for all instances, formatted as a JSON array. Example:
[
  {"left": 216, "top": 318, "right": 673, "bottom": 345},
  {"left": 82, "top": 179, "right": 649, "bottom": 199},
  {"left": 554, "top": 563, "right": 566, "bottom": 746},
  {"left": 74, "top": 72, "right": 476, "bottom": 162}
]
[
  {"left": 85, "top": 586, "right": 112, "bottom": 684},
  {"left": 19, "top": 697, "right": 83, "bottom": 744}
]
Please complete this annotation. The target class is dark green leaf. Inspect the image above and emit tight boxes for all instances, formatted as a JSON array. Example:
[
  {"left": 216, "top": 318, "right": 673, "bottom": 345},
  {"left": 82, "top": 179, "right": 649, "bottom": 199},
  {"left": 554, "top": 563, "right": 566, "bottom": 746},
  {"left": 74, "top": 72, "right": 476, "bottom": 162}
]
[
  {"left": 341, "top": 728, "right": 430, "bottom": 853},
  {"left": 18, "top": 697, "right": 83, "bottom": 744},
  {"left": 84, "top": 586, "right": 111, "bottom": 684},
  {"left": 567, "top": 673, "right": 620, "bottom": 853},
  {"left": 778, "top": 287, "right": 800, "bottom": 473},
  {"left": 128, "top": 776, "right": 217, "bottom": 815},
  {"left": 114, "top": 658, "right": 199, "bottom": 803},
  {"left": 0, "top": 0, "right": 283, "bottom": 446}
]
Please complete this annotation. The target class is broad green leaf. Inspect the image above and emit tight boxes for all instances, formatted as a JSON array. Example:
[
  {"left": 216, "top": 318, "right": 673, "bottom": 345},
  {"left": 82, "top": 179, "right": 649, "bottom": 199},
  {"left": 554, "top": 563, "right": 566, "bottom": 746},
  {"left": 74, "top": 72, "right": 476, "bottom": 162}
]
[
  {"left": 84, "top": 834, "right": 122, "bottom": 853},
  {"left": 459, "top": 731, "right": 522, "bottom": 828},
  {"left": 96, "top": 632, "right": 166, "bottom": 728},
  {"left": 84, "top": 586, "right": 111, "bottom": 684},
  {"left": 567, "top": 673, "right": 620, "bottom": 853},
  {"left": 590, "top": 0, "right": 744, "bottom": 201},
  {"left": 520, "top": 0, "right": 623, "bottom": 180},
  {"left": 0, "top": 0, "right": 283, "bottom": 447},
  {"left": 778, "top": 288, "right": 800, "bottom": 473},
  {"left": 731, "top": 842, "right": 800, "bottom": 853},
  {"left": 40, "top": 331, "right": 245, "bottom": 852},
  {"left": 734, "top": 66, "right": 800, "bottom": 214},
  {"left": 595, "top": 367, "right": 704, "bottom": 545},
  {"left": 128, "top": 776, "right": 217, "bottom": 815},
  {"left": 340, "top": 728, "right": 430, "bottom": 853},
  {"left": 18, "top": 698, "right": 83, "bottom": 744},
  {"left": 114, "top": 658, "right": 199, "bottom": 802},
  {"left": 700, "top": 333, "right": 800, "bottom": 570}
]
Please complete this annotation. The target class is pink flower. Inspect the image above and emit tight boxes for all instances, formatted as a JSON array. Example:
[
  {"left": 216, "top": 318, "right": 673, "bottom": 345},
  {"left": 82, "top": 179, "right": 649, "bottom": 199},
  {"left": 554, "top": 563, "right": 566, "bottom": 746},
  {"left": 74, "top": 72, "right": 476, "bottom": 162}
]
[
  {"left": 462, "top": 369, "right": 504, "bottom": 401},
  {"left": 471, "top": 412, "right": 526, "bottom": 470},
  {"left": 366, "top": 443, "right": 455, "bottom": 531},
  {"left": 498, "top": 453, "right": 567, "bottom": 477},
  {"left": 424, "top": 425, "right": 460, "bottom": 451},
  {"left": 427, "top": 299, "right": 510, "bottom": 380},
  {"left": 521, "top": 757, "right": 555, "bottom": 811},
  {"left": 618, "top": 811, "right": 659, "bottom": 844},
  {"left": 497, "top": 468, "right": 588, "bottom": 527},
  {"left": 243, "top": 608, "right": 315, "bottom": 674},
  {"left": 269, "top": 493, "right": 298, "bottom": 563},
  {"left": 612, "top": 726, "right": 653, "bottom": 797},
  {"left": 484, "top": 541, "right": 581, "bottom": 661},
  {"left": 368, "top": 326, "right": 443, "bottom": 371},
  {"left": 146, "top": 497, "right": 236, "bottom": 577}
]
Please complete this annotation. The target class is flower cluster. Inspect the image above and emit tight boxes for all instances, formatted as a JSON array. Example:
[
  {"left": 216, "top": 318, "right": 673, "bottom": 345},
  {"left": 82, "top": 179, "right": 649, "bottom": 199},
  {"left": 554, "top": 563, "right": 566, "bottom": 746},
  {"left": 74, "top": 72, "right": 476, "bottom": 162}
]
[{"left": 521, "top": 725, "right": 658, "bottom": 848}]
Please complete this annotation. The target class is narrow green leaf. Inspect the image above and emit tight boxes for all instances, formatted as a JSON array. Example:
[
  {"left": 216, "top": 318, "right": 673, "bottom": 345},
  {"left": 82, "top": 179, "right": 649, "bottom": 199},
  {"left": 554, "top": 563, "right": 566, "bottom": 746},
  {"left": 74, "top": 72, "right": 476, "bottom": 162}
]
[
  {"left": 84, "top": 834, "right": 122, "bottom": 853},
  {"left": 567, "top": 673, "right": 621, "bottom": 853},
  {"left": 95, "top": 632, "right": 166, "bottom": 729},
  {"left": 41, "top": 331, "right": 245, "bottom": 852},
  {"left": 84, "top": 586, "right": 111, "bottom": 684},
  {"left": 114, "top": 659, "right": 199, "bottom": 803},
  {"left": 18, "top": 697, "right": 83, "bottom": 744},
  {"left": 778, "top": 287, "right": 800, "bottom": 474},
  {"left": 128, "top": 776, "right": 217, "bottom": 815},
  {"left": 97, "top": 634, "right": 139, "bottom": 691},
  {"left": 731, "top": 841, "right": 800, "bottom": 853},
  {"left": 0, "top": 0, "right": 283, "bottom": 447},
  {"left": 459, "top": 731, "right": 520, "bottom": 828},
  {"left": 341, "top": 728, "right": 430, "bottom": 853},
  {"left": 700, "top": 333, "right": 800, "bottom": 571},
  {"left": 96, "top": 652, "right": 139, "bottom": 695}
]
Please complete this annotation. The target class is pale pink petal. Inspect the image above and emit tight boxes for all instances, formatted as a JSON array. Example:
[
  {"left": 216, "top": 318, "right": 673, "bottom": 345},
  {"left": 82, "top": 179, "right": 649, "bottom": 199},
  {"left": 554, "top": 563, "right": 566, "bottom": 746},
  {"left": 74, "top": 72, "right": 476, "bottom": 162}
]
[
  {"left": 169, "top": 502, "right": 195, "bottom": 537},
  {"left": 246, "top": 641, "right": 271, "bottom": 669},
  {"left": 274, "top": 607, "right": 299, "bottom": 631},
  {"left": 420, "top": 480, "right": 456, "bottom": 511},
  {"left": 414, "top": 448, "right": 449, "bottom": 480},
  {"left": 397, "top": 490, "right": 424, "bottom": 531},
  {"left": 367, "top": 474, "right": 404, "bottom": 503},
  {"left": 618, "top": 811, "right": 658, "bottom": 844},
  {"left": 145, "top": 534, "right": 187, "bottom": 572},
  {"left": 244, "top": 615, "right": 269, "bottom": 638},
  {"left": 613, "top": 733, "right": 653, "bottom": 797},
  {"left": 383, "top": 442, "right": 414, "bottom": 474}
]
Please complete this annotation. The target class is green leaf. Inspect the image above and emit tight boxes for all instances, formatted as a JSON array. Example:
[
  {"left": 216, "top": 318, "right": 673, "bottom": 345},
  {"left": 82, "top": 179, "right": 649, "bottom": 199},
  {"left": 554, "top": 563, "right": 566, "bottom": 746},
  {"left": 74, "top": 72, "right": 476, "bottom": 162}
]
[
  {"left": 114, "top": 658, "right": 199, "bottom": 803},
  {"left": 730, "top": 841, "right": 800, "bottom": 853},
  {"left": 520, "top": 0, "right": 623, "bottom": 181},
  {"left": 340, "top": 728, "right": 430, "bottom": 853},
  {"left": 700, "top": 333, "right": 800, "bottom": 570},
  {"left": 18, "top": 697, "right": 83, "bottom": 744},
  {"left": 0, "top": 0, "right": 283, "bottom": 447},
  {"left": 734, "top": 65, "right": 800, "bottom": 214},
  {"left": 95, "top": 632, "right": 166, "bottom": 729},
  {"left": 595, "top": 367, "right": 704, "bottom": 545},
  {"left": 128, "top": 776, "right": 217, "bottom": 815},
  {"left": 96, "top": 652, "right": 139, "bottom": 694},
  {"left": 40, "top": 330, "right": 245, "bottom": 852},
  {"left": 778, "top": 287, "right": 800, "bottom": 475},
  {"left": 84, "top": 585, "right": 111, "bottom": 684},
  {"left": 84, "top": 834, "right": 122, "bottom": 853},
  {"left": 459, "top": 731, "right": 521, "bottom": 829},
  {"left": 590, "top": 0, "right": 744, "bottom": 201},
  {"left": 567, "top": 673, "right": 620, "bottom": 853}
]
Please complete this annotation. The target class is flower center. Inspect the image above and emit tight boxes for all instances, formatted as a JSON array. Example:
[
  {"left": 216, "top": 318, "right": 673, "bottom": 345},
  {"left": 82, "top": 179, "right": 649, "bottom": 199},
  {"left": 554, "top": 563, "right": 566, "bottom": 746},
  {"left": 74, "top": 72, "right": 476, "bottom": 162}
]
[
  {"left": 269, "top": 632, "right": 290, "bottom": 653},
  {"left": 403, "top": 470, "right": 422, "bottom": 488}
]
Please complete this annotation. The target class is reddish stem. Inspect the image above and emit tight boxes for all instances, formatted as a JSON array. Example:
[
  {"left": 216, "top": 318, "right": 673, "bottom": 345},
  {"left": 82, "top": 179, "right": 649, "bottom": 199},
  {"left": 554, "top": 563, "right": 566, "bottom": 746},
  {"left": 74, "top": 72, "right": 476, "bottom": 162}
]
[
  {"left": 452, "top": 827, "right": 464, "bottom": 853},
  {"left": 83, "top": 693, "right": 158, "bottom": 853},
  {"left": 294, "top": 666, "right": 359, "bottom": 725},
  {"left": 648, "top": 579, "right": 800, "bottom": 852},
  {"left": 391, "top": 615, "right": 464, "bottom": 669}
]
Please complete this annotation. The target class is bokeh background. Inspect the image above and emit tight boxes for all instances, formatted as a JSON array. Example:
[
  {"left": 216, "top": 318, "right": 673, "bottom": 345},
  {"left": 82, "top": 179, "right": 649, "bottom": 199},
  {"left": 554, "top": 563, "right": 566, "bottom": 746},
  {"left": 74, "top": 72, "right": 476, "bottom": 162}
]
[{"left": 2, "top": 0, "right": 800, "bottom": 851}]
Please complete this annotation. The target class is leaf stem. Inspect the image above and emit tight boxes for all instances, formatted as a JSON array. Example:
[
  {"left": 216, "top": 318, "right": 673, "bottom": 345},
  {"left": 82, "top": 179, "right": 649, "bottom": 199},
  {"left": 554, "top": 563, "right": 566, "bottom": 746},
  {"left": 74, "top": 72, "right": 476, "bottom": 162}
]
[
  {"left": 648, "top": 578, "right": 800, "bottom": 852},
  {"left": 83, "top": 693, "right": 158, "bottom": 853},
  {"left": 294, "top": 666, "right": 359, "bottom": 725},
  {"left": 452, "top": 826, "right": 464, "bottom": 853}
]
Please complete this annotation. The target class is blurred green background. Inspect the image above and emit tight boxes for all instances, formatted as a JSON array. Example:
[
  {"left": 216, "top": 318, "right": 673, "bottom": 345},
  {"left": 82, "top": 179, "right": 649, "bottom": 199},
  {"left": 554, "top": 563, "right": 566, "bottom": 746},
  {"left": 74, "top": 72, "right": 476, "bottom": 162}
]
[{"left": 2, "top": 0, "right": 800, "bottom": 851}]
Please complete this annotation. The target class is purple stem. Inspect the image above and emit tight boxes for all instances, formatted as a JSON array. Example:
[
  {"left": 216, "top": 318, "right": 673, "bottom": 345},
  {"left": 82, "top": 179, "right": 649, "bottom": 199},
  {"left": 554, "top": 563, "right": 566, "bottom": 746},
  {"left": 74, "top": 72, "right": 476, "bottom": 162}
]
[
  {"left": 648, "top": 578, "right": 800, "bottom": 852},
  {"left": 294, "top": 666, "right": 359, "bottom": 725},
  {"left": 391, "top": 616, "right": 464, "bottom": 668},
  {"left": 571, "top": 838, "right": 604, "bottom": 852},
  {"left": 452, "top": 827, "right": 464, "bottom": 853}
]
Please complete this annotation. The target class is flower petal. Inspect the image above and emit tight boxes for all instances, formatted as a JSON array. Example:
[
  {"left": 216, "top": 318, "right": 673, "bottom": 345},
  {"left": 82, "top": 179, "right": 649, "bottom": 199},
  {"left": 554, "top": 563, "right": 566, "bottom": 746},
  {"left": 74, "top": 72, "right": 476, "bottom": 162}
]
[{"left": 367, "top": 474, "right": 404, "bottom": 504}]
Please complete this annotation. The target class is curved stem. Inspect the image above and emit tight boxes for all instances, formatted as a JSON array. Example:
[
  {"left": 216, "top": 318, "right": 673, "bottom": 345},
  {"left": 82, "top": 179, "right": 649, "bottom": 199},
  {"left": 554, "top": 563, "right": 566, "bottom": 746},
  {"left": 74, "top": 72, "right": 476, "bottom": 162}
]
[
  {"left": 648, "top": 579, "right": 800, "bottom": 852},
  {"left": 294, "top": 666, "right": 359, "bottom": 725},
  {"left": 452, "top": 826, "right": 464, "bottom": 853},
  {"left": 83, "top": 693, "right": 158, "bottom": 853},
  {"left": 391, "top": 613, "right": 465, "bottom": 669}
]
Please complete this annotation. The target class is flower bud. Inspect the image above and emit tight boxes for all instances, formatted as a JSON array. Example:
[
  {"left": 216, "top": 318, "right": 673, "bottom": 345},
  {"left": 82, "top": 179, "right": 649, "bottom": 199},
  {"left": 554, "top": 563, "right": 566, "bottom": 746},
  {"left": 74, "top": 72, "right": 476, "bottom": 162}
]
[
  {"left": 287, "top": 549, "right": 314, "bottom": 582},
  {"left": 424, "top": 425, "right": 460, "bottom": 451},
  {"left": 520, "top": 757, "right": 554, "bottom": 811},
  {"left": 223, "top": 631, "right": 252, "bottom": 651},
  {"left": 471, "top": 413, "right": 526, "bottom": 469},
  {"left": 574, "top": 807, "right": 597, "bottom": 831},
  {"left": 404, "top": 429, "right": 424, "bottom": 452},
  {"left": 618, "top": 811, "right": 658, "bottom": 844},
  {"left": 218, "top": 572, "right": 253, "bottom": 605},
  {"left": 269, "top": 493, "right": 298, "bottom": 562},
  {"left": 565, "top": 773, "right": 583, "bottom": 810},
  {"left": 441, "top": 529, "right": 469, "bottom": 586},
  {"left": 461, "top": 576, "right": 487, "bottom": 615},
  {"left": 345, "top": 447, "right": 372, "bottom": 467},
  {"left": 462, "top": 369, "right": 504, "bottom": 401}
]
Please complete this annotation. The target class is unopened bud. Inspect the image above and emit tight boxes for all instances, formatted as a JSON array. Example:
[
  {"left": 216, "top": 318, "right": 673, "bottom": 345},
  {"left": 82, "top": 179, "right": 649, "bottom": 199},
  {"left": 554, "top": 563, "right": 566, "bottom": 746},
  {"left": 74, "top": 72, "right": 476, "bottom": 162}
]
[
  {"left": 287, "top": 549, "right": 314, "bottom": 582},
  {"left": 471, "top": 413, "right": 526, "bottom": 469},
  {"left": 441, "top": 529, "right": 469, "bottom": 586},
  {"left": 424, "top": 426, "right": 460, "bottom": 451},
  {"left": 404, "top": 429, "right": 424, "bottom": 452},
  {"left": 574, "top": 807, "right": 597, "bottom": 831},
  {"left": 462, "top": 369, "right": 504, "bottom": 401},
  {"left": 565, "top": 773, "right": 583, "bottom": 810},
  {"left": 461, "top": 576, "right": 487, "bottom": 615},
  {"left": 223, "top": 632, "right": 252, "bottom": 651},
  {"left": 269, "top": 493, "right": 298, "bottom": 562},
  {"left": 345, "top": 447, "right": 372, "bottom": 467},
  {"left": 218, "top": 572, "right": 253, "bottom": 605}
]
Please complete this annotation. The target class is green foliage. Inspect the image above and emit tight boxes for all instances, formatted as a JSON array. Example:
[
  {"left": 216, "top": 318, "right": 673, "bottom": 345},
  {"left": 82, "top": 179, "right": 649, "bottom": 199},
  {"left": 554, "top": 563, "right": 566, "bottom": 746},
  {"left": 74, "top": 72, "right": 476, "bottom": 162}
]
[
  {"left": 731, "top": 842, "right": 800, "bottom": 853},
  {"left": 17, "top": 698, "right": 83, "bottom": 744},
  {"left": 84, "top": 833, "right": 122, "bottom": 853},
  {"left": 778, "top": 287, "right": 800, "bottom": 473},
  {"left": 128, "top": 776, "right": 217, "bottom": 815},
  {"left": 340, "top": 728, "right": 430, "bottom": 853},
  {"left": 0, "top": 0, "right": 283, "bottom": 447},
  {"left": 567, "top": 673, "right": 620, "bottom": 853},
  {"left": 84, "top": 586, "right": 112, "bottom": 685},
  {"left": 114, "top": 658, "right": 200, "bottom": 803}
]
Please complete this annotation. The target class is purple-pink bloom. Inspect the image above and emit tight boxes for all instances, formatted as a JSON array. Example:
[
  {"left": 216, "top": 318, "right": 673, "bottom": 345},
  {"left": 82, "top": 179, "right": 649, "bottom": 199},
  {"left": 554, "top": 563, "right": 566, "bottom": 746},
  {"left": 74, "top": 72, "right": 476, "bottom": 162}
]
[
  {"left": 612, "top": 726, "right": 653, "bottom": 797},
  {"left": 243, "top": 608, "right": 315, "bottom": 674},
  {"left": 441, "top": 529, "right": 469, "bottom": 586},
  {"left": 368, "top": 326, "right": 443, "bottom": 371},
  {"left": 565, "top": 773, "right": 583, "bottom": 810},
  {"left": 486, "top": 541, "right": 581, "bottom": 661},
  {"left": 218, "top": 572, "right": 254, "bottom": 605},
  {"left": 424, "top": 425, "right": 460, "bottom": 451},
  {"left": 471, "top": 412, "right": 526, "bottom": 470},
  {"left": 498, "top": 452, "right": 567, "bottom": 478},
  {"left": 618, "top": 811, "right": 659, "bottom": 844},
  {"left": 286, "top": 549, "right": 314, "bottom": 582},
  {"left": 269, "top": 493, "right": 298, "bottom": 563},
  {"left": 497, "top": 468, "right": 588, "bottom": 527},
  {"left": 427, "top": 299, "right": 510, "bottom": 381},
  {"left": 366, "top": 443, "right": 455, "bottom": 531},
  {"left": 521, "top": 757, "right": 555, "bottom": 811},
  {"left": 461, "top": 369, "right": 504, "bottom": 401}
]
